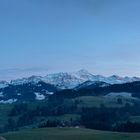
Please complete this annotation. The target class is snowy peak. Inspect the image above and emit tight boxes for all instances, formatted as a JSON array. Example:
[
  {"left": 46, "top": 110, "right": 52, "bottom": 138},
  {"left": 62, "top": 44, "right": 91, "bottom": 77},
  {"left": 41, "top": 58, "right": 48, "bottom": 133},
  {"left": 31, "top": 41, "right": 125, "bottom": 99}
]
[
  {"left": 76, "top": 69, "right": 92, "bottom": 77},
  {"left": 74, "top": 69, "right": 94, "bottom": 81},
  {"left": 43, "top": 72, "right": 83, "bottom": 89}
]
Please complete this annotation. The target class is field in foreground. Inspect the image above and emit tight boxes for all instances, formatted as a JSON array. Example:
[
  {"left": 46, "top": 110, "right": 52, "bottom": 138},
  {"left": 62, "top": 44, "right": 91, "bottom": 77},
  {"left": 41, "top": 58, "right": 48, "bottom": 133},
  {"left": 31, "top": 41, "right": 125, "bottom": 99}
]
[{"left": 1, "top": 128, "right": 140, "bottom": 140}]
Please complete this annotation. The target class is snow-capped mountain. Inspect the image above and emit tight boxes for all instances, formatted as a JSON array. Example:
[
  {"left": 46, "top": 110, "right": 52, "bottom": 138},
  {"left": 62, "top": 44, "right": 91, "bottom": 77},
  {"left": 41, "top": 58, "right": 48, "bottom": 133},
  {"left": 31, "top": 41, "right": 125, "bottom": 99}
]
[
  {"left": 9, "top": 69, "right": 92, "bottom": 89},
  {"left": 0, "top": 69, "right": 140, "bottom": 103},
  {"left": 5, "top": 69, "right": 140, "bottom": 89}
]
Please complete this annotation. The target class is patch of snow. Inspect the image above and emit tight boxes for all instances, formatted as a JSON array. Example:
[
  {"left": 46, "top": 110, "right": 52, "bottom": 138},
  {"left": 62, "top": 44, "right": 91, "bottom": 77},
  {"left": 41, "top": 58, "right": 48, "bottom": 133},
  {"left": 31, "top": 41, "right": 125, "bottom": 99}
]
[
  {"left": 34, "top": 92, "right": 45, "bottom": 100},
  {"left": 46, "top": 91, "right": 54, "bottom": 95},
  {"left": 0, "top": 99, "right": 17, "bottom": 104},
  {"left": 105, "top": 92, "right": 132, "bottom": 98},
  {"left": 100, "top": 83, "right": 110, "bottom": 87},
  {"left": 37, "top": 84, "right": 42, "bottom": 87},
  {"left": 0, "top": 92, "right": 3, "bottom": 97}
]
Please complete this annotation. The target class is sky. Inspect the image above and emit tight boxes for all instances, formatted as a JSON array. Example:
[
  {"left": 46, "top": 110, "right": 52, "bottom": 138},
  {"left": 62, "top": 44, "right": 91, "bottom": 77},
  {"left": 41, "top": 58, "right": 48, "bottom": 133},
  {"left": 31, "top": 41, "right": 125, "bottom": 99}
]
[{"left": 1, "top": 0, "right": 140, "bottom": 80}]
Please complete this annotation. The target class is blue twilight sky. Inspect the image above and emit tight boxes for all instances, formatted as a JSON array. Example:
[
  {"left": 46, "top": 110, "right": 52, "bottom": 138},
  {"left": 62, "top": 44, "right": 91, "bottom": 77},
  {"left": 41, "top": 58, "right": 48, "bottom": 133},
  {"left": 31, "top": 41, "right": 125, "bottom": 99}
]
[{"left": 1, "top": 0, "right": 140, "bottom": 80}]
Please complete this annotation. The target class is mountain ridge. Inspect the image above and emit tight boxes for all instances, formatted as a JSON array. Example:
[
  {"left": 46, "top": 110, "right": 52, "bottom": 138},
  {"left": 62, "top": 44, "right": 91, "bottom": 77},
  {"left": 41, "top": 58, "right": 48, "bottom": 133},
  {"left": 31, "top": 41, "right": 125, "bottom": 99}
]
[{"left": 0, "top": 69, "right": 140, "bottom": 89}]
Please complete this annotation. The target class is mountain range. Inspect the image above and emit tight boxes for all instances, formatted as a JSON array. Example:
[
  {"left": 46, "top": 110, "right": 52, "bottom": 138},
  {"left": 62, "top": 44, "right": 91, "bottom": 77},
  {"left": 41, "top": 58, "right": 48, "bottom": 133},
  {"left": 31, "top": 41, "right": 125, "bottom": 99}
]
[
  {"left": 1, "top": 69, "right": 140, "bottom": 89},
  {"left": 0, "top": 69, "right": 140, "bottom": 103}
]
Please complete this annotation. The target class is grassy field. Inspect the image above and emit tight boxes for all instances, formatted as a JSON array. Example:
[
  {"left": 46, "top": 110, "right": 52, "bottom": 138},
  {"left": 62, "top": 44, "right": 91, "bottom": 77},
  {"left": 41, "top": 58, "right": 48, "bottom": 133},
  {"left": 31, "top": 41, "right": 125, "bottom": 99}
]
[
  {"left": 73, "top": 96, "right": 134, "bottom": 108},
  {"left": 1, "top": 127, "right": 140, "bottom": 140}
]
